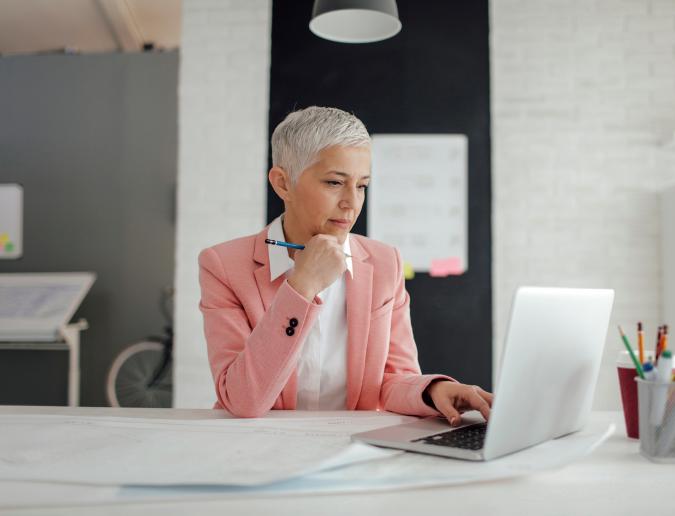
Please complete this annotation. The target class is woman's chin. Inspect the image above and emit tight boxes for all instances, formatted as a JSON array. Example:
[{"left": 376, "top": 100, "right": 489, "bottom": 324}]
[{"left": 324, "top": 225, "right": 348, "bottom": 237}]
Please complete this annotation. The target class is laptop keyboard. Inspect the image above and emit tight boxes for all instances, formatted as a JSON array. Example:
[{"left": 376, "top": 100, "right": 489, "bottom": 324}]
[{"left": 411, "top": 422, "right": 487, "bottom": 451}]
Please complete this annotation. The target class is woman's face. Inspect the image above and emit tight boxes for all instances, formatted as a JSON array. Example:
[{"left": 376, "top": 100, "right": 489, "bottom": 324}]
[{"left": 285, "top": 145, "right": 371, "bottom": 245}]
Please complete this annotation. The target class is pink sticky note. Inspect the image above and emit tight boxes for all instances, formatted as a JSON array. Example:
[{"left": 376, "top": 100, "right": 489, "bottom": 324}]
[{"left": 429, "top": 257, "right": 463, "bottom": 277}]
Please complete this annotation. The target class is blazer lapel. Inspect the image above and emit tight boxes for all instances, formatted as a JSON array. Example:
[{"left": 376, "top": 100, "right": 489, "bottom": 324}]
[
  {"left": 252, "top": 226, "right": 298, "bottom": 408},
  {"left": 252, "top": 227, "right": 283, "bottom": 312},
  {"left": 345, "top": 237, "right": 372, "bottom": 410}
]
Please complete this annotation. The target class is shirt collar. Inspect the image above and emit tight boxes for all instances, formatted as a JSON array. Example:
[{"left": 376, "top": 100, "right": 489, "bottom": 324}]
[{"left": 268, "top": 214, "right": 353, "bottom": 282}]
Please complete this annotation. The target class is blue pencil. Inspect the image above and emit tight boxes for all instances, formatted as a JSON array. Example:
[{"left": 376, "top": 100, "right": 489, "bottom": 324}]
[
  {"left": 265, "top": 238, "right": 304, "bottom": 250},
  {"left": 265, "top": 239, "right": 351, "bottom": 257}
]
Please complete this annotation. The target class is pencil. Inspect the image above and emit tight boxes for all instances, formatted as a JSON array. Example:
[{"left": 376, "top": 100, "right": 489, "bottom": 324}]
[
  {"left": 655, "top": 326, "right": 663, "bottom": 364},
  {"left": 264, "top": 238, "right": 352, "bottom": 258},
  {"left": 638, "top": 321, "right": 644, "bottom": 365},
  {"left": 618, "top": 325, "right": 645, "bottom": 379},
  {"left": 264, "top": 238, "right": 304, "bottom": 250}
]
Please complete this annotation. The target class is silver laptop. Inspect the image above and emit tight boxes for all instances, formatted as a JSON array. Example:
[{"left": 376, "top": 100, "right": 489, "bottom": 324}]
[{"left": 352, "top": 286, "right": 615, "bottom": 461}]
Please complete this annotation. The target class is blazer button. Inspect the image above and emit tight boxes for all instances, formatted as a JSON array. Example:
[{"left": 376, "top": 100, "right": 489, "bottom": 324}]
[
  {"left": 289, "top": 317, "right": 298, "bottom": 327},
  {"left": 286, "top": 327, "right": 295, "bottom": 336}
]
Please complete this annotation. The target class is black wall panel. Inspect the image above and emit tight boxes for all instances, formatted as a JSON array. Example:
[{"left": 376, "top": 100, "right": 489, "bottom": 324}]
[{"left": 267, "top": 1, "right": 492, "bottom": 389}]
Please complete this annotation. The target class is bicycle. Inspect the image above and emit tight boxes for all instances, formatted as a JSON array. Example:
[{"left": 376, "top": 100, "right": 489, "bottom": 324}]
[{"left": 106, "top": 286, "right": 174, "bottom": 408}]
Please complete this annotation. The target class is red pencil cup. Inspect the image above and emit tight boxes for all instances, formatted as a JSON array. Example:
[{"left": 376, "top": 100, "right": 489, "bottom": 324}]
[{"left": 617, "top": 350, "right": 640, "bottom": 439}]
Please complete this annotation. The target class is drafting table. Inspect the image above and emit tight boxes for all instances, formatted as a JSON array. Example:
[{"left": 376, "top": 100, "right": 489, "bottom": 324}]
[{"left": 0, "top": 273, "right": 95, "bottom": 406}]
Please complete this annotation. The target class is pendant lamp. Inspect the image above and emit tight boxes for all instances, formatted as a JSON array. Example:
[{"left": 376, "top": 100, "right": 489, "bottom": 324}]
[{"left": 309, "top": 0, "right": 401, "bottom": 43}]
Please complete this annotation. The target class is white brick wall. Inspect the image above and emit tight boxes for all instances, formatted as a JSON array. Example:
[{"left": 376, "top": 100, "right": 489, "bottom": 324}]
[
  {"left": 664, "top": 185, "right": 675, "bottom": 331},
  {"left": 174, "top": 0, "right": 271, "bottom": 407},
  {"left": 175, "top": 0, "right": 675, "bottom": 410},
  {"left": 491, "top": 0, "right": 675, "bottom": 409}
]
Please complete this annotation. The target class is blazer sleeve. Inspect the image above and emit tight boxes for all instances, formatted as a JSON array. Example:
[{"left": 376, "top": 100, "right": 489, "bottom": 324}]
[
  {"left": 379, "top": 246, "right": 456, "bottom": 417},
  {"left": 198, "top": 247, "right": 322, "bottom": 418}
]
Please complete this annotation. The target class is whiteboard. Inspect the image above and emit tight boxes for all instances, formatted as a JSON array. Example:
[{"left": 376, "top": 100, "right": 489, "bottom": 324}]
[
  {"left": 368, "top": 134, "right": 468, "bottom": 276},
  {"left": 0, "top": 183, "right": 23, "bottom": 259}
]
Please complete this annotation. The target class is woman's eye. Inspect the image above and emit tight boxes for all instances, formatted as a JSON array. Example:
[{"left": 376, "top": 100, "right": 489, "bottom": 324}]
[{"left": 325, "top": 181, "right": 368, "bottom": 190}]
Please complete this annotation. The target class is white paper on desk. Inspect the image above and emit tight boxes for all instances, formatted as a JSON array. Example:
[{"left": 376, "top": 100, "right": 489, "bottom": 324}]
[
  {"left": 274, "top": 420, "right": 617, "bottom": 493},
  {"left": 118, "top": 421, "right": 616, "bottom": 501},
  {"left": 0, "top": 481, "right": 122, "bottom": 510},
  {"left": 0, "top": 414, "right": 407, "bottom": 488},
  {"left": 0, "top": 419, "right": 615, "bottom": 508}
]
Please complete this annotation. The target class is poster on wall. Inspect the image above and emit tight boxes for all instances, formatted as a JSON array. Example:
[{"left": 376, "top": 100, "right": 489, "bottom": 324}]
[
  {"left": 368, "top": 135, "right": 468, "bottom": 278},
  {"left": 0, "top": 183, "right": 23, "bottom": 260}
]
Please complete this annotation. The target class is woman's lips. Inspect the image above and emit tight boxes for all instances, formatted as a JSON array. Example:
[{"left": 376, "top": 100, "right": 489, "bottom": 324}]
[{"left": 329, "top": 219, "right": 351, "bottom": 229}]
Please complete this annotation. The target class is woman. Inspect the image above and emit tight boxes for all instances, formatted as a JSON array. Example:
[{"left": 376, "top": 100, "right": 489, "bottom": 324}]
[{"left": 199, "top": 106, "right": 492, "bottom": 423}]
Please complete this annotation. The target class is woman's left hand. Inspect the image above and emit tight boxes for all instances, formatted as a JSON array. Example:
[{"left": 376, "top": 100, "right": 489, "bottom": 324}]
[{"left": 427, "top": 381, "right": 493, "bottom": 426}]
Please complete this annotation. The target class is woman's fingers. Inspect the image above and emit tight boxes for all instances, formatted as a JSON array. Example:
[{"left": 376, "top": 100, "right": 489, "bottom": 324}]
[
  {"left": 465, "top": 387, "right": 491, "bottom": 421},
  {"left": 475, "top": 386, "right": 494, "bottom": 407},
  {"left": 429, "top": 382, "right": 494, "bottom": 426},
  {"left": 435, "top": 397, "right": 462, "bottom": 426}
]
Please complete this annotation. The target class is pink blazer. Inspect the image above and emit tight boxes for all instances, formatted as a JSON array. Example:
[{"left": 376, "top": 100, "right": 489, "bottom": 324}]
[{"left": 198, "top": 225, "right": 454, "bottom": 418}]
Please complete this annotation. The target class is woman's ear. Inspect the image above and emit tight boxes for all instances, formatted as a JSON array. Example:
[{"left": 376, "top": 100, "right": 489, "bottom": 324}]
[{"left": 268, "top": 166, "right": 293, "bottom": 202}]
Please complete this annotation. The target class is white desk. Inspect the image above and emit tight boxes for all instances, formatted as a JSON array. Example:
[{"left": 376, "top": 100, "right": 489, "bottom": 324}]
[{"left": 0, "top": 406, "right": 668, "bottom": 516}]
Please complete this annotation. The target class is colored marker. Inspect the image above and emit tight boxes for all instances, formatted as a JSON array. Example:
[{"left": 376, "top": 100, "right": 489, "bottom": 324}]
[
  {"left": 643, "top": 361, "right": 657, "bottom": 381},
  {"left": 618, "top": 325, "right": 645, "bottom": 379},
  {"left": 656, "top": 350, "right": 672, "bottom": 382},
  {"left": 655, "top": 326, "right": 663, "bottom": 364},
  {"left": 638, "top": 322, "right": 645, "bottom": 365},
  {"left": 663, "top": 325, "right": 669, "bottom": 352}
]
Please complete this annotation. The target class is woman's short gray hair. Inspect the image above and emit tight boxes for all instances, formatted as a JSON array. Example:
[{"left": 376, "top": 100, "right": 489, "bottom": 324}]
[{"left": 271, "top": 106, "right": 371, "bottom": 184}]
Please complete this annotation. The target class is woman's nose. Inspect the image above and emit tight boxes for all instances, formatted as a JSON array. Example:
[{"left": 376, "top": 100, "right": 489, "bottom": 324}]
[{"left": 339, "top": 185, "right": 360, "bottom": 209}]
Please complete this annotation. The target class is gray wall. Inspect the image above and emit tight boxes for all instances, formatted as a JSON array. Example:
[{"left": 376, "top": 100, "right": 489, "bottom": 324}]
[{"left": 0, "top": 51, "right": 177, "bottom": 406}]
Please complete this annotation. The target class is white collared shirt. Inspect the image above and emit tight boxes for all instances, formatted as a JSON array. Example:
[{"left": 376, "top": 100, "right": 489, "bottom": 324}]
[{"left": 268, "top": 214, "right": 351, "bottom": 410}]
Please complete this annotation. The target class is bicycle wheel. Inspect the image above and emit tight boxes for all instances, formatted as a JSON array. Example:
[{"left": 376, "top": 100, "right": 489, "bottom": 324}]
[{"left": 106, "top": 340, "right": 173, "bottom": 408}]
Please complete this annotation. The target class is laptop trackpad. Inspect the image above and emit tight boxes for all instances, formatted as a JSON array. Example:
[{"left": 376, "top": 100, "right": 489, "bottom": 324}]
[{"left": 355, "top": 411, "right": 486, "bottom": 442}]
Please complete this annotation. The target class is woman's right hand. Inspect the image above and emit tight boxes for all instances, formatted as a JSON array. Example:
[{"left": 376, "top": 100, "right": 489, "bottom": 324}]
[{"left": 287, "top": 234, "right": 347, "bottom": 301}]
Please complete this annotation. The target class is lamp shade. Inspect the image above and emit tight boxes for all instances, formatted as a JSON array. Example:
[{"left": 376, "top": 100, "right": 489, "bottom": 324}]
[{"left": 309, "top": 0, "right": 401, "bottom": 43}]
